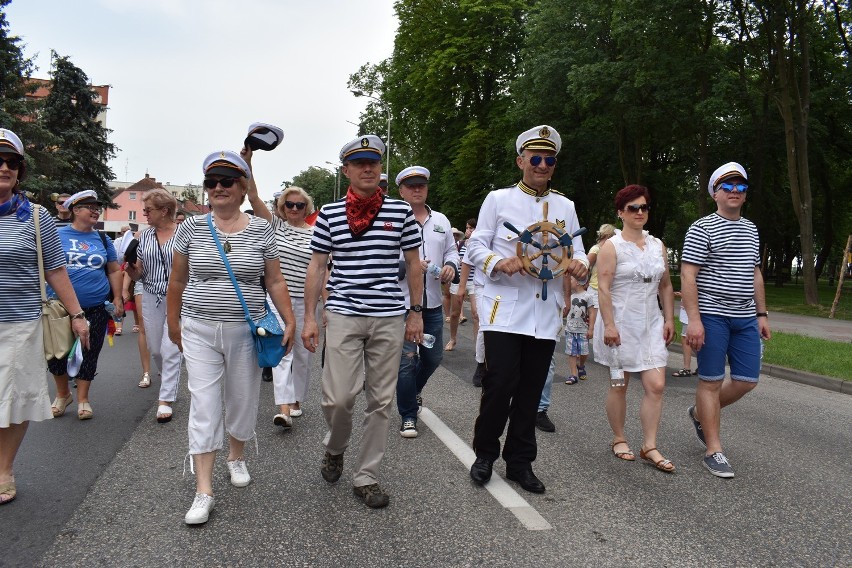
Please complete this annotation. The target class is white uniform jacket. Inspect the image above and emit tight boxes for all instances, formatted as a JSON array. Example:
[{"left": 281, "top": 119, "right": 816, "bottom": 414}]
[
  {"left": 400, "top": 207, "right": 460, "bottom": 309},
  {"left": 466, "top": 183, "right": 587, "bottom": 340}
]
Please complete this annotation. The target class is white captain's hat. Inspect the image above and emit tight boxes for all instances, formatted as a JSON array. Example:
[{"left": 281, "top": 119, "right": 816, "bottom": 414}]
[
  {"left": 516, "top": 125, "right": 562, "bottom": 155},
  {"left": 245, "top": 122, "right": 284, "bottom": 152},
  {"left": 708, "top": 162, "right": 747, "bottom": 196},
  {"left": 63, "top": 189, "right": 100, "bottom": 209},
  {"left": 202, "top": 150, "right": 251, "bottom": 180},
  {"left": 339, "top": 135, "right": 385, "bottom": 162},
  {"left": 396, "top": 166, "right": 430, "bottom": 186},
  {"left": 0, "top": 128, "right": 23, "bottom": 155}
]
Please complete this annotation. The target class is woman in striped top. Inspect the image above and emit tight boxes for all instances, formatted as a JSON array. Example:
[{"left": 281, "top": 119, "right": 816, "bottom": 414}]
[
  {"left": 125, "top": 188, "right": 182, "bottom": 422},
  {"left": 167, "top": 150, "right": 295, "bottom": 525},
  {"left": 0, "top": 128, "right": 89, "bottom": 505},
  {"left": 245, "top": 160, "right": 315, "bottom": 429}
]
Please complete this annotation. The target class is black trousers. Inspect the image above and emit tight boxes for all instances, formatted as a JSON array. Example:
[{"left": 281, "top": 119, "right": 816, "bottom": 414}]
[{"left": 473, "top": 331, "right": 555, "bottom": 471}]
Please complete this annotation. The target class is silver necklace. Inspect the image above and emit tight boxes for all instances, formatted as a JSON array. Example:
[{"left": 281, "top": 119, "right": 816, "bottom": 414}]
[{"left": 216, "top": 214, "right": 242, "bottom": 253}]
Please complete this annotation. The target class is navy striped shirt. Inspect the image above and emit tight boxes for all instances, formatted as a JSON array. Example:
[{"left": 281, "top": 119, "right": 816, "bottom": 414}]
[
  {"left": 271, "top": 217, "right": 312, "bottom": 298},
  {"left": 137, "top": 226, "right": 176, "bottom": 299},
  {"left": 0, "top": 207, "right": 65, "bottom": 322},
  {"left": 311, "top": 196, "right": 421, "bottom": 316},
  {"left": 173, "top": 214, "right": 278, "bottom": 323},
  {"left": 681, "top": 213, "right": 761, "bottom": 318}
]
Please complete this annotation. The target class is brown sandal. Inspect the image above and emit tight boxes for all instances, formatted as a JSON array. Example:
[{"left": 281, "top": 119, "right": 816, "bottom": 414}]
[
  {"left": 640, "top": 447, "right": 675, "bottom": 473},
  {"left": 610, "top": 440, "right": 635, "bottom": 461}
]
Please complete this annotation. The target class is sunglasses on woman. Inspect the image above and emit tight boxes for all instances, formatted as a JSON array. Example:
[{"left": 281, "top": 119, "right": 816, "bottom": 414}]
[
  {"left": 284, "top": 201, "right": 307, "bottom": 210},
  {"left": 203, "top": 177, "right": 237, "bottom": 189},
  {"left": 625, "top": 204, "right": 651, "bottom": 213},
  {"left": 75, "top": 204, "right": 102, "bottom": 212},
  {"left": 717, "top": 182, "right": 748, "bottom": 193},
  {"left": 0, "top": 156, "right": 22, "bottom": 170},
  {"left": 528, "top": 155, "right": 557, "bottom": 167}
]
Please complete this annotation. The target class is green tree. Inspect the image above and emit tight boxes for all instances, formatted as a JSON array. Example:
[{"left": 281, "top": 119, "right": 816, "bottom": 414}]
[
  {"left": 40, "top": 51, "right": 116, "bottom": 205},
  {"left": 284, "top": 166, "right": 336, "bottom": 210}
]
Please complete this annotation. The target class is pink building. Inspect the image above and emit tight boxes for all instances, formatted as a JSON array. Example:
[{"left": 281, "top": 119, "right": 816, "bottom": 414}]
[{"left": 102, "top": 174, "right": 208, "bottom": 233}]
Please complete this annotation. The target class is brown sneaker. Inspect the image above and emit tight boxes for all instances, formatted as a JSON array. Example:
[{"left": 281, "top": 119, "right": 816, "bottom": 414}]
[
  {"left": 353, "top": 483, "right": 389, "bottom": 508},
  {"left": 321, "top": 451, "right": 344, "bottom": 483}
]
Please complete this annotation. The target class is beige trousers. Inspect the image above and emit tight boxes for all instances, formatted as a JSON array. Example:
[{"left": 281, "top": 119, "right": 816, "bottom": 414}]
[{"left": 321, "top": 311, "right": 404, "bottom": 487}]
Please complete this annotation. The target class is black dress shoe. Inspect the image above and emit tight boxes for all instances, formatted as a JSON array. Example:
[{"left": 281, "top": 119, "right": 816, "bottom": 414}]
[
  {"left": 261, "top": 367, "right": 273, "bottom": 382},
  {"left": 535, "top": 410, "right": 556, "bottom": 433},
  {"left": 470, "top": 457, "right": 493, "bottom": 485},
  {"left": 507, "top": 468, "right": 545, "bottom": 493}
]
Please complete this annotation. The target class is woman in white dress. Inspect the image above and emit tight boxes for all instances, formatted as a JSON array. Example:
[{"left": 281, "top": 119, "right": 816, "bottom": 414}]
[{"left": 593, "top": 185, "right": 676, "bottom": 472}]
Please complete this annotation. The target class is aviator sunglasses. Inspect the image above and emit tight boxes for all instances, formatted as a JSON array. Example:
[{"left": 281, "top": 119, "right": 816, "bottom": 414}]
[
  {"left": 203, "top": 177, "right": 237, "bottom": 189},
  {"left": 625, "top": 203, "right": 651, "bottom": 213},
  {"left": 717, "top": 182, "right": 748, "bottom": 193},
  {"left": 0, "top": 156, "right": 23, "bottom": 170},
  {"left": 284, "top": 201, "right": 307, "bottom": 210},
  {"left": 529, "top": 155, "right": 557, "bottom": 167}
]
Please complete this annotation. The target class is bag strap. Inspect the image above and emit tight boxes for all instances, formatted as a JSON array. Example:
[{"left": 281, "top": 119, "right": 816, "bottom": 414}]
[
  {"left": 33, "top": 204, "right": 48, "bottom": 303},
  {"left": 206, "top": 213, "right": 255, "bottom": 329}
]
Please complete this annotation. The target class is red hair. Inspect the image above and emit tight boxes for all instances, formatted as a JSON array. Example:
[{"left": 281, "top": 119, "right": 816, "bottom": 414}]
[{"left": 614, "top": 184, "right": 650, "bottom": 211}]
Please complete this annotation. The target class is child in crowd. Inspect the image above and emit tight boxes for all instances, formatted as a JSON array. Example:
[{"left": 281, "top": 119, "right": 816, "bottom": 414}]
[
  {"left": 564, "top": 277, "right": 590, "bottom": 385},
  {"left": 672, "top": 291, "right": 697, "bottom": 376}
]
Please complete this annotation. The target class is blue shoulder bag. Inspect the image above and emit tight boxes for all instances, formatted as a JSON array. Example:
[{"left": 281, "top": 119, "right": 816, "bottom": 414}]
[{"left": 206, "top": 214, "right": 286, "bottom": 369}]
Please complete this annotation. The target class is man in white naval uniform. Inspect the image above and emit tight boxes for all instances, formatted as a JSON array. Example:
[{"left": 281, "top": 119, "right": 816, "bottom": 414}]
[{"left": 465, "top": 125, "right": 588, "bottom": 493}]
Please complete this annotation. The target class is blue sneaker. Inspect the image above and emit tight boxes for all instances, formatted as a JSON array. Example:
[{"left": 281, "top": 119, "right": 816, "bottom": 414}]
[
  {"left": 703, "top": 452, "right": 735, "bottom": 478},
  {"left": 688, "top": 405, "right": 706, "bottom": 448}
]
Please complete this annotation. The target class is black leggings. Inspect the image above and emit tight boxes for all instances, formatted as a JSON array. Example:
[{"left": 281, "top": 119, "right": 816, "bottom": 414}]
[{"left": 47, "top": 304, "right": 110, "bottom": 380}]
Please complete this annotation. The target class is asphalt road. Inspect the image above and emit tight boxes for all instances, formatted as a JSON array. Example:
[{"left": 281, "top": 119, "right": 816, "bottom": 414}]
[{"left": 2, "top": 320, "right": 850, "bottom": 568}]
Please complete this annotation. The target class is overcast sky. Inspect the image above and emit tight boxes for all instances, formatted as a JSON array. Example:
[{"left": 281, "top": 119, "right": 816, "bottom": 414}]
[{"left": 7, "top": 0, "right": 398, "bottom": 201}]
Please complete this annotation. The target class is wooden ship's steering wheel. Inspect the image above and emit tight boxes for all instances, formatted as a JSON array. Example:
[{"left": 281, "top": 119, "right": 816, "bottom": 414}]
[{"left": 503, "top": 202, "right": 587, "bottom": 300}]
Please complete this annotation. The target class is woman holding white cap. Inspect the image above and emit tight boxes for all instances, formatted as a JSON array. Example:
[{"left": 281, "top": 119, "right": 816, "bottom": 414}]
[
  {"left": 47, "top": 189, "right": 124, "bottom": 421},
  {"left": 167, "top": 150, "right": 295, "bottom": 525},
  {"left": 0, "top": 128, "right": 89, "bottom": 504}
]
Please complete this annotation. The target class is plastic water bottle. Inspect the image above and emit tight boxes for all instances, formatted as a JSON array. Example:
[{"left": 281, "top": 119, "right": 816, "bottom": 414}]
[
  {"left": 420, "top": 333, "right": 436, "bottom": 349},
  {"left": 426, "top": 263, "right": 441, "bottom": 279},
  {"left": 609, "top": 346, "right": 625, "bottom": 387},
  {"left": 104, "top": 301, "right": 116, "bottom": 316}
]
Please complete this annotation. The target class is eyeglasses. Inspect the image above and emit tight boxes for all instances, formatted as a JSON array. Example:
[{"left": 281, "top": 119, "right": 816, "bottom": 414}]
[
  {"left": 284, "top": 201, "right": 307, "bottom": 210},
  {"left": 625, "top": 204, "right": 651, "bottom": 213},
  {"left": 0, "top": 156, "right": 22, "bottom": 170},
  {"left": 142, "top": 207, "right": 161, "bottom": 214},
  {"left": 529, "top": 155, "right": 557, "bottom": 167},
  {"left": 75, "top": 204, "right": 102, "bottom": 212},
  {"left": 717, "top": 182, "right": 748, "bottom": 193},
  {"left": 203, "top": 177, "right": 237, "bottom": 189}
]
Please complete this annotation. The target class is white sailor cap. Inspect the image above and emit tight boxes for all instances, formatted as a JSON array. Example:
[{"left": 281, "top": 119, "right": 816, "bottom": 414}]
[
  {"left": 339, "top": 135, "right": 385, "bottom": 162},
  {"left": 245, "top": 122, "right": 284, "bottom": 152},
  {"left": 708, "top": 162, "right": 747, "bottom": 196},
  {"left": 272, "top": 191, "right": 283, "bottom": 199},
  {"left": 516, "top": 125, "right": 562, "bottom": 155},
  {"left": 64, "top": 189, "right": 100, "bottom": 209},
  {"left": 202, "top": 150, "right": 251, "bottom": 180},
  {"left": 379, "top": 173, "right": 388, "bottom": 182},
  {"left": 396, "top": 166, "right": 430, "bottom": 186},
  {"left": 0, "top": 128, "right": 23, "bottom": 156}
]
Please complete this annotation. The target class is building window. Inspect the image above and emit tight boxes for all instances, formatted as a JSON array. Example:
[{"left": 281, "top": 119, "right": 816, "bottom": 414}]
[
  {"left": 129, "top": 192, "right": 136, "bottom": 200},
  {"left": 129, "top": 211, "right": 136, "bottom": 221}
]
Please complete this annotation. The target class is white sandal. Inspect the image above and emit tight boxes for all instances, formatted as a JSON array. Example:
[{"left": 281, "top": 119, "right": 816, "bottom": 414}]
[
  {"left": 156, "top": 404, "right": 173, "bottom": 423},
  {"left": 138, "top": 372, "right": 151, "bottom": 388}
]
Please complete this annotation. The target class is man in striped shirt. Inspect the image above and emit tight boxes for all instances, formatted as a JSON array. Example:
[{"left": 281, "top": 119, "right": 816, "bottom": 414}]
[
  {"left": 681, "top": 161, "right": 772, "bottom": 479},
  {"left": 302, "top": 135, "right": 424, "bottom": 509}
]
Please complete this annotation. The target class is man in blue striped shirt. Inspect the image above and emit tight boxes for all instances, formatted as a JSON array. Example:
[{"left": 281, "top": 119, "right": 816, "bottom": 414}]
[
  {"left": 681, "top": 161, "right": 772, "bottom": 479},
  {"left": 302, "top": 135, "right": 423, "bottom": 508}
]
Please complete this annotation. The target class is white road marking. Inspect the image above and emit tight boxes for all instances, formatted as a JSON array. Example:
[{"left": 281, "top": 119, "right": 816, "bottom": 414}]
[{"left": 418, "top": 407, "right": 553, "bottom": 531}]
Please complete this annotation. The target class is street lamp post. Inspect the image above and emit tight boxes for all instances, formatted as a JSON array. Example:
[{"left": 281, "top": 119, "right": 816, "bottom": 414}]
[
  {"left": 353, "top": 91, "right": 391, "bottom": 177},
  {"left": 325, "top": 161, "right": 341, "bottom": 201}
]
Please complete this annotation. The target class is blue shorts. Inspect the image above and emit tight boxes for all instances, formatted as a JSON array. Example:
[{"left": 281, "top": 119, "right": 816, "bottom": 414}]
[
  {"left": 697, "top": 314, "right": 761, "bottom": 383},
  {"left": 564, "top": 332, "right": 589, "bottom": 357}
]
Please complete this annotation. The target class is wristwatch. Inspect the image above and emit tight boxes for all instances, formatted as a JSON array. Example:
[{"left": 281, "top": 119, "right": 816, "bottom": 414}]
[
  {"left": 71, "top": 311, "right": 86, "bottom": 320},
  {"left": 756, "top": 312, "right": 768, "bottom": 318},
  {"left": 410, "top": 305, "right": 423, "bottom": 313}
]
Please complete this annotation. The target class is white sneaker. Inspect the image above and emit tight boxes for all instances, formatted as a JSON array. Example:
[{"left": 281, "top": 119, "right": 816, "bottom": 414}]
[
  {"left": 273, "top": 413, "right": 293, "bottom": 429},
  {"left": 227, "top": 458, "right": 251, "bottom": 487},
  {"left": 289, "top": 408, "right": 303, "bottom": 417},
  {"left": 184, "top": 493, "right": 215, "bottom": 525}
]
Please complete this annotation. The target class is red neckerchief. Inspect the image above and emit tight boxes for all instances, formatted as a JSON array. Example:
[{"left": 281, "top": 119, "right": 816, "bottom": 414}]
[{"left": 345, "top": 186, "right": 383, "bottom": 237}]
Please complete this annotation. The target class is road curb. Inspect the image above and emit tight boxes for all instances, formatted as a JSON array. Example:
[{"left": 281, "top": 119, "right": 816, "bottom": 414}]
[{"left": 667, "top": 343, "right": 849, "bottom": 395}]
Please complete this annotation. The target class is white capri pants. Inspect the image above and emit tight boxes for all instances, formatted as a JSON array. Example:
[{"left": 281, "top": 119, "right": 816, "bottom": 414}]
[
  {"left": 270, "top": 296, "right": 317, "bottom": 406},
  {"left": 142, "top": 291, "right": 183, "bottom": 402},
  {"left": 181, "top": 316, "right": 261, "bottom": 454}
]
